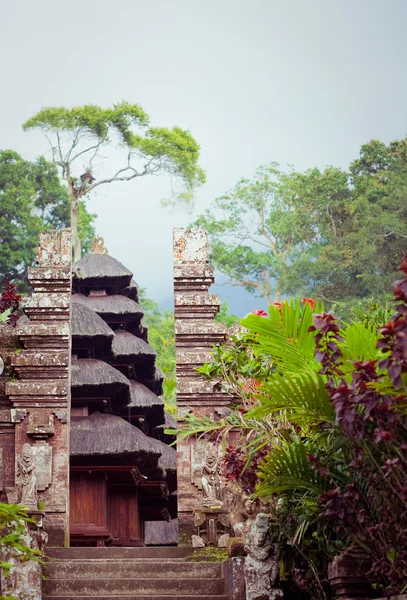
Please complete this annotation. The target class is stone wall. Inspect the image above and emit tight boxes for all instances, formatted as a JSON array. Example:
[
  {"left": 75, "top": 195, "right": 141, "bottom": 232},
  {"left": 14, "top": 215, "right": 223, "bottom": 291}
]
[
  {"left": 173, "top": 228, "right": 234, "bottom": 544},
  {"left": 1, "top": 229, "right": 72, "bottom": 546}
]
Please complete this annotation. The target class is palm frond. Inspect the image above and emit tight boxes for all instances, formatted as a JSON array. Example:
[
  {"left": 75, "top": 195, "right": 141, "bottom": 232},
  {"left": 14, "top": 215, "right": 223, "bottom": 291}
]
[
  {"left": 251, "top": 373, "right": 335, "bottom": 426},
  {"left": 242, "top": 300, "right": 323, "bottom": 375},
  {"left": 257, "top": 438, "right": 328, "bottom": 496},
  {"left": 339, "top": 321, "right": 382, "bottom": 364}
]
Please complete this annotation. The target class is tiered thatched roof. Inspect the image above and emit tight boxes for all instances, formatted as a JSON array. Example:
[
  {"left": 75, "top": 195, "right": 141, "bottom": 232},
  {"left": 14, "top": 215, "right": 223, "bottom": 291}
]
[
  {"left": 71, "top": 294, "right": 144, "bottom": 324},
  {"left": 139, "top": 366, "right": 165, "bottom": 396},
  {"left": 70, "top": 411, "right": 176, "bottom": 477},
  {"left": 71, "top": 359, "right": 130, "bottom": 405},
  {"left": 116, "top": 380, "right": 165, "bottom": 430},
  {"left": 71, "top": 302, "right": 114, "bottom": 349},
  {"left": 121, "top": 279, "right": 139, "bottom": 301},
  {"left": 152, "top": 412, "right": 177, "bottom": 445},
  {"left": 73, "top": 254, "right": 132, "bottom": 290},
  {"left": 112, "top": 330, "right": 156, "bottom": 371}
]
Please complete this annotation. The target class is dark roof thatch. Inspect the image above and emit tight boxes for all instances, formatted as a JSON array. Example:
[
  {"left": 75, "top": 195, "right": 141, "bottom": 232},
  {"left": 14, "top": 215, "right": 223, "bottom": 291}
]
[
  {"left": 115, "top": 380, "right": 165, "bottom": 432},
  {"left": 70, "top": 412, "right": 160, "bottom": 459},
  {"left": 151, "top": 412, "right": 177, "bottom": 444},
  {"left": 111, "top": 330, "right": 156, "bottom": 371},
  {"left": 71, "top": 359, "right": 130, "bottom": 405},
  {"left": 70, "top": 412, "right": 176, "bottom": 474},
  {"left": 73, "top": 254, "right": 132, "bottom": 289},
  {"left": 128, "top": 380, "right": 164, "bottom": 410},
  {"left": 71, "top": 294, "right": 143, "bottom": 323},
  {"left": 71, "top": 302, "right": 114, "bottom": 345},
  {"left": 121, "top": 279, "right": 139, "bottom": 301},
  {"left": 139, "top": 366, "right": 165, "bottom": 396},
  {"left": 163, "top": 412, "right": 177, "bottom": 429}
]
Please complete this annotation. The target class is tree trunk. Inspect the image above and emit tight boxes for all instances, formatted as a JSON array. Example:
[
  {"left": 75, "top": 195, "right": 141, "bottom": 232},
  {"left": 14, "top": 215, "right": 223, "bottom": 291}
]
[
  {"left": 65, "top": 166, "right": 81, "bottom": 264},
  {"left": 71, "top": 198, "right": 81, "bottom": 263}
]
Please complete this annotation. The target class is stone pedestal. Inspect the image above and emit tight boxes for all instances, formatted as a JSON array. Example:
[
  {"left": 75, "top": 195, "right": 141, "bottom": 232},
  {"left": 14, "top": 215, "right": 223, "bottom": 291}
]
[
  {"left": 173, "top": 229, "right": 234, "bottom": 545},
  {"left": 194, "top": 507, "right": 231, "bottom": 546},
  {"left": 328, "top": 544, "right": 374, "bottom": 600},
  {"left": 3, "top": 229, "right": 72, "bottom": 546}
]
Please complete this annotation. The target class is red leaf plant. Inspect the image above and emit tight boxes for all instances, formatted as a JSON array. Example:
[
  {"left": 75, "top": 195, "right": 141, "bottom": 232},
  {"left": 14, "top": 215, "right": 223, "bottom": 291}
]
[{"left": 0, "top": 281, "right": 21, "bottom": 327}]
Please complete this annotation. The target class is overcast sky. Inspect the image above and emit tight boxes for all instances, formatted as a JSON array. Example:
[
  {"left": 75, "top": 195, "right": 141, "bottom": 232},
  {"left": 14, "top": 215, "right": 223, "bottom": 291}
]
[{"left": 1, "top": 0, "right": 407, "bottom": 312}]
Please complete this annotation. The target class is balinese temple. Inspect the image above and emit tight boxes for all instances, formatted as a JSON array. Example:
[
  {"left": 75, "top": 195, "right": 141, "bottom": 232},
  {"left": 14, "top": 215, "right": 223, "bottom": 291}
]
[{"left": 69, "top": 244, "right": 177, "bottom": 547}]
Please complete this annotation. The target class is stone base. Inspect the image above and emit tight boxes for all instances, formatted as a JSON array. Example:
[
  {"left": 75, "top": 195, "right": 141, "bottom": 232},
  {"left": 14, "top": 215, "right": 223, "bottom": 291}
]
[{"left": 224, "top": 557, "right": 245, "bottom": 600}]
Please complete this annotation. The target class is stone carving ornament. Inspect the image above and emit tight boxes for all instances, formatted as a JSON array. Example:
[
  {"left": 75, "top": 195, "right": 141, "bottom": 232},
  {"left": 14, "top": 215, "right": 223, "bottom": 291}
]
[
  {"left": 201, "top": 443, "right": 222, "bottom": 507},
  {"left": 17, "top": 443, "right": 38, "bottom": 510},
  {"left": 244, "top": 513, "right": 283, "bottom": 600}
]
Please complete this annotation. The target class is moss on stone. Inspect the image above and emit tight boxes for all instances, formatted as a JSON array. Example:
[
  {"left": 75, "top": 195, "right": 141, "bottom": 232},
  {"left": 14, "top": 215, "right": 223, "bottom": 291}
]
[{"left": 187, "top": 547, "right": 228, "bottom": 562}]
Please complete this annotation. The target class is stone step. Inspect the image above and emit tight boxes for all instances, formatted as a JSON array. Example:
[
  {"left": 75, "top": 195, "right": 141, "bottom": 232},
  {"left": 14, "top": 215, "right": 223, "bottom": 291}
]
[
  {"left": 46, "top": 547, "right": 192, "bottom": 560},
  {"left": 44, "top": 597, "right": 228, "bottom": 600},
  {"left": 45, "top": 560, "right": 223, "bottom": 579},
  {"left": 43, "top": 578, "right": 225, "bottom": 596}
]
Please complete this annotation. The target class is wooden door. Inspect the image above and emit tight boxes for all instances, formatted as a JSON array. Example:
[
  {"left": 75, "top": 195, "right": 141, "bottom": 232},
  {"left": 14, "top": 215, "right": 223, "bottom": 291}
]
[
  {"left": 108, "top": 485, "right": 142, "bottom": 546},
  {"left": 70, "top": 471, "right": 109, "bottom": 545}
]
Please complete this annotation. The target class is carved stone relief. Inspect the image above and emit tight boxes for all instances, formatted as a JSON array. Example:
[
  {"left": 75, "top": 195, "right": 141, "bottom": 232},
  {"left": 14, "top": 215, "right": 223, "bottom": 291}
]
[
  {"left": 192, "top": 440, "right": 223, "bottom": 506},
  {"left": 17, "top": 443, "right": 38, "bottom": 510},
  {"left": 31, "top": 443, "right": 52, "bottom": 491}
]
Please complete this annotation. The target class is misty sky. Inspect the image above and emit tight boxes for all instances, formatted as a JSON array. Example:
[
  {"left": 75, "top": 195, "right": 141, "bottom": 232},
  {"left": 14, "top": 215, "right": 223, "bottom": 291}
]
[{"left": 1, "top": 0, "right": 407, "bottom": 313}]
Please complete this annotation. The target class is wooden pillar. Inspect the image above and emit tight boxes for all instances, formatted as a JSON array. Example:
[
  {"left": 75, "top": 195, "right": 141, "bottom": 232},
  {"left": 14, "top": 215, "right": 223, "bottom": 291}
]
[
  {"left": 5, "top": 229, "right": 72, "bottom": 546},
  {"left": 173, "top": 228, "right": 233, "bottom": 545}
]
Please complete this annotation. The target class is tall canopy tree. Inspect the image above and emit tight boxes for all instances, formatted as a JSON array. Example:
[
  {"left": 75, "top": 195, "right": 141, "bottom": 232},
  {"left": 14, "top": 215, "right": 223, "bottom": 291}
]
[
  {"left": 0, "top": 150, "right": 95, "bottom": 289},
  {"left": 193, "top": 138, "right": 407, "bottom": 309},
  {"left": 192, "top": 163, "right": 318, "bottom": 303},
  {"left": 23, "top": 102, "right": 206, "bottom": 261}
]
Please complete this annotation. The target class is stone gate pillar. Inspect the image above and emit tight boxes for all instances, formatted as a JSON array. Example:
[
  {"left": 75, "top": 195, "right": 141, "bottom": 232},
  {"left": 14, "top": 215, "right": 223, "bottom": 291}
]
[
  {"left": 5, "top": 229, "right": 72, "bottom": 546},
  {"left": 173, "top": 228, "right": 233, "bottom": 546}
]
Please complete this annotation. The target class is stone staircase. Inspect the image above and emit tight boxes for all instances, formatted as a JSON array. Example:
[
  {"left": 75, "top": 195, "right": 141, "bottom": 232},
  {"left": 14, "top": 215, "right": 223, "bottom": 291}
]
[{"left": 44, "top": 547, "right": 229, "bottom": 600}]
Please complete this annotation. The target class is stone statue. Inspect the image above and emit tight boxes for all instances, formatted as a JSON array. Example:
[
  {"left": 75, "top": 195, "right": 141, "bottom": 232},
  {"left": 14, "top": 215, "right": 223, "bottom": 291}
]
[
  {"left": 233, "top": 495, "right": 261, "bottom": 537},
  {"left": 244, "top": 513, "right": 283, "bottom": 600},
  {"left": 201, "top": 443, "right": 222, "bottom": 507},
  {"left": 17, "top": 443, "right": 37, "bottom": 510}
]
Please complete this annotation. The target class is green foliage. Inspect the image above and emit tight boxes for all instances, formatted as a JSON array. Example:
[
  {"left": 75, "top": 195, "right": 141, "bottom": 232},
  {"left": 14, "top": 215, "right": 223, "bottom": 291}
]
[
  {"left": 192, "top": 163, "right": 313, "bottom": 303},
  {"left": 138, "top": 289, "right": 176, "bottom": 414},
  {"left": 23, "top": 102, "right": 206, "bottom": 260},
  {"left": 215, "top": 300, "right": 240, "bottom": 327},
  {"left": 0, "top": 503, "right": 42, "bottom": 600},
  {"left": 176, "top": 299, "right": 399, "bottom": 599},
  {"left": 0, "top": 150, "right": 95, "bottom": 289},
  {"left": 23, "top": 104, "right": 206, "bottom": 194},
  {"left": 192, "top": 137, "right": 407, "bottom": 310}
]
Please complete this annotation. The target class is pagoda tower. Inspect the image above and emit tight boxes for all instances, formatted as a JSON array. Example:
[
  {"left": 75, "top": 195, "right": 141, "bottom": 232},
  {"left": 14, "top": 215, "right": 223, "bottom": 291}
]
[{"left": 69, "top": 243, "right": 176, "bottom": 547}]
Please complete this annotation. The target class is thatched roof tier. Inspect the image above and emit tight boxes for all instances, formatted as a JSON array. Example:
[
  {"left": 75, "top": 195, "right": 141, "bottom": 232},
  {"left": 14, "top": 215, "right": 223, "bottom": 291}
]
[
  {"left": 71, "top": 294, "right": 143, "bottom": 326},
  {"left": 71, "top": 359, "right": 130, "bottom": 405},
  {"left": 139, "top": 367, "right": 165, "bottom": 396},
  {"left": 73, "top": 254, "right": 132, "bottom": 291},
  {"left": 70, "top": 412, "right": 159, "bottom": 464},
  {"left": 114, "top": 379, "right": 165, "bottom": 439},
  {"left": 129, "top": 381, "right": 164, "bottom": 410},
  {"left": 115, "top": 381, "right": 165, "bottom": 431},
  {"left": 71, "top": 303, "right": 114, "bottom": 349},
  {"left": 152, "top": 412, "right": 177, "bottom": 445},
  {"left": 70, "top": 412, "right": 176, "bottom": 479},
  {"left": 121, "top": 279, "right": 139, "bottom": 302},
  {"left": 112, "top": 331, "right": 156, "bottom": 370}
]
